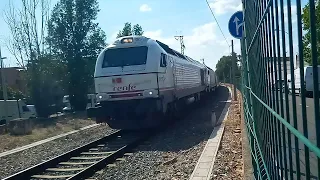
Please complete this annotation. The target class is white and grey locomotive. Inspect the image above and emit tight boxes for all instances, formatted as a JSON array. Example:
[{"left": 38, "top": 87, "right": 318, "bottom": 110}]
[{"left": 87, "top": 36, "right": 218, "bottom": 129}]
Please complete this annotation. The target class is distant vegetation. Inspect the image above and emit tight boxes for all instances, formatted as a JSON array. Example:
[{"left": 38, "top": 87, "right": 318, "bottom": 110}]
[
  {"left": 302, "top": 2, "right": 320, "bottom": 64},
  {"left": 215, "top": 53, "right": 241, "bottom": 84},
  {"left": 117, "top": 22, "right": 144, "bottom": 38},
  {"left": 0, "top": 86, "right": 25, "bottom": 100},
  {"left": 3, "top": 0, "right": 146, "bottom": 117},
  {"left": 4, "top": 0, "right": 106, "bottom": 117}
]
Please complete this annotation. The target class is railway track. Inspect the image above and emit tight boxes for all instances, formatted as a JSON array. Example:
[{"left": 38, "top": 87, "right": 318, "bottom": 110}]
[{"left": 3, "top": 130, "right": 152, "bottom": 180}]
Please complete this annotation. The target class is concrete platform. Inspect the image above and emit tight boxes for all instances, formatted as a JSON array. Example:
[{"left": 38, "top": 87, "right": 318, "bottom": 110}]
[{"left": 189, "top": 85, "right": 231, "bottom": 180}]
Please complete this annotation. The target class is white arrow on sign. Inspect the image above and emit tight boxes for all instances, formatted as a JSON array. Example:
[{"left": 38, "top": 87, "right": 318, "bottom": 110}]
[{"left": 233, "top": 16, "right": 244, "bottom": 36}]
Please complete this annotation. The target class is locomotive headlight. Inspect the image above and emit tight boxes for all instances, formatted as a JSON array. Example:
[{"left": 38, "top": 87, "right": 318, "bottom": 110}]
[
  {"left": 96, "top": 93, "right": 109, "bottom": 101},
  {"left": 143, "top": 90, "right": 157, "bottom": 97},
  {"left": 121, "top": 37, "right": 133, "bottom": 43}
]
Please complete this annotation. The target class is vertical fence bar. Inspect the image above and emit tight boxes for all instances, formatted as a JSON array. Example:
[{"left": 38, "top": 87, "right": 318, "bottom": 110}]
[
  {"left": 279, "top": 0, "right": 294, "bottom": 178},
  {"left": 296, "top": 0, "right": 310, "bottom": 178},
  {"left": 270, "top": 0, "right": 282, "bottom": 178},
  {"left": 265, "top": 0, "right": 279, "bottom": 176},
  {"left": 271, "top": 1, "right": 281, "bottom": 177},
  {"left": 242, "top": 1, "right": 257, "bottom": 176},
  {"left": 273, "top": 0, "right": 286, "bottom": 178},
  {"left": 256, "top": 0, "right": 265, "bottom": 146},
  {"left": 257, "top": 1, "right": 270, "bottom": 165},
  {"left": 245, "top": 0, "right": 272, "bottom": 177},
  {"left": 257, "top": 0, "right": 267, "bottom": 156},
  {"left": 308, "top": 0, "right": 320, "bottom": 178},
  {"left": 258, "top": 22, "right": 268, "bottom": 157},
  {"left": 264, "top": 0, "right": 276, "bottom": 174},
  {"left": 286, "top": 0, "right": 301, "bottom": 178},
  {"left": 259, "top": 0, "right": 266, "bottom": 170},
  {"left": 261, "top": 9, "right": 272, "bottom": 173},
  {"left": 260, "top": 30, "right": 269, "bottom": 173}
]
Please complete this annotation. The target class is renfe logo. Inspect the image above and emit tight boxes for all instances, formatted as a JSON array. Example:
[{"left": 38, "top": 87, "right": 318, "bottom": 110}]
[{"left": 113, "top": 84, "right": 137, "bottom": 92}]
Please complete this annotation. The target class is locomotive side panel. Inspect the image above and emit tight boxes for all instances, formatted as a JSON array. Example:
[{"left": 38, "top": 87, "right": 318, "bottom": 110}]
[
  {"left": 209, "top": 70, "right": 216, "bottom": 87},
  {"left": 157, "top": 54, "right": 175, "bottom": 109},
  {"left": 173, "top": 59, "right": 204, "bottom": 99}
]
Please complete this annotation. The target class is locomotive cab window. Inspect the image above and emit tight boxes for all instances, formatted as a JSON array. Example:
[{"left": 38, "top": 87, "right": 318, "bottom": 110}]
[
  {"left": 102, "top": 46, "right": 148, "bottom": 68},
  {"left": 160, "top": 53, "right": 167, "bottom": 67}
]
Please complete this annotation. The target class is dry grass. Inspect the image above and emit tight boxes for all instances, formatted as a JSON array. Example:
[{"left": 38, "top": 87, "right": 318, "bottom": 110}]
[
  {"left": 0, "top": 113, "right": 95, "bottom": 153},
  {"left": 211, "top": 86, "right": 244, "bottom": 180}
]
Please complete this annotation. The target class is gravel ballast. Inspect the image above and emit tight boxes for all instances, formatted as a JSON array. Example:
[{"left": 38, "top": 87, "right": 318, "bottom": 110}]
[
  {"left": 0, "top": 125, "right": 114, "bottom": 179},
  {"left": 94, "top": 86, "right": 230, "bottom": 180}
]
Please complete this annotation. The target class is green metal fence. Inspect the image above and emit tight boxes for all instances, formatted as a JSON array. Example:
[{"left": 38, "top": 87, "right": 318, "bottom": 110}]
[{"left": 241, "top": 0, "right": 320, "bottom": 179}]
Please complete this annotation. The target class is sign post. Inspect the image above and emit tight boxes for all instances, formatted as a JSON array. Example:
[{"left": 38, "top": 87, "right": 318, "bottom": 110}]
[{"left": 228, "top": 11, "right": 244, "bottom": 101}]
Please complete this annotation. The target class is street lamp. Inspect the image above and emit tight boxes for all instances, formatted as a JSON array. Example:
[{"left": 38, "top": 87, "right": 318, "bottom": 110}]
[{"left": 0, "top": 47, "right": 8, "bottom": 126}]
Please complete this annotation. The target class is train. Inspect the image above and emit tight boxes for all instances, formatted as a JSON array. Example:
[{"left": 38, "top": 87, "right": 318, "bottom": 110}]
[{"left": 87, "top": 35, "right": 219, "bottom": 129}]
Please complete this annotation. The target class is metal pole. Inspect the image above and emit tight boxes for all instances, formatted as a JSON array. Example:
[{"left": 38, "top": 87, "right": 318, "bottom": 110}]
[
  {"left": 231, "top": 40, "right": 237, "bottom": 101},
  {"left": 230, "top": 66, "right": 232, "bottom": 84},
  {"left": 0, "top": 47, "right": 8, "bottom": 125}
]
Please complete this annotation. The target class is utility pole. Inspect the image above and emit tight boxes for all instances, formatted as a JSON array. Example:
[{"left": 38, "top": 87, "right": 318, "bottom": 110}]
[
  {"left": 0, "top": 47, "right": 8, "bottom": 125},
  {"left": 174, "top": 35, "right": 185, "bottom": 54},
  {"left": 231, "top": 40, "right": 237, "bottom": 101},
  {"left": 201, "top": 58, "right": 205, "bottom": 64},
  {"left": 229, "top": 66, "right": 232, "bottom": 84}
]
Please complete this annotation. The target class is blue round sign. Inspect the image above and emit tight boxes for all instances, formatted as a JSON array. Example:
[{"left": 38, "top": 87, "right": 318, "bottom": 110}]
[{"left": 228, "top": 11, "right": 244, "bottom": 39}]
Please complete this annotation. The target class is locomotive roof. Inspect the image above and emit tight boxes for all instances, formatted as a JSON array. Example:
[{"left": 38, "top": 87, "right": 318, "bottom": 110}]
[
  {"left": 155, "top": 40, "right": 204, "bottom": 67},
  {"left": 205, "top": 65, "right": 213, "bottom": 71},
  {"left": 109, "top": 35, "right": 205, "bottom": 68}
]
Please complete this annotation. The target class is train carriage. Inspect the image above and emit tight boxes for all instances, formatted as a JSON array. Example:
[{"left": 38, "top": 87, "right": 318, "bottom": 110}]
[
  {"left": 205, "top": 66, "right": 218, "bottom": 92},
  {"left": 87, "top": 35, "right": 213, "bottom": 129}
]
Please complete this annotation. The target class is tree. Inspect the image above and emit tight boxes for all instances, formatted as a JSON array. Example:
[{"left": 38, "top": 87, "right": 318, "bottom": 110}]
[
  {"left": 4, "top": 0, "right": 53, "bottom": 117},
  {"left": 215, "top": 53, "right": 241, "bottom": 83},
  {"left": 0, "top": 86, "right": 25, "bottom": 100},
  {"left": 132, "top": 24, "right": 144, "bottom": 36},
  {"left": 302, "top": 2, "right": 320, "bottom": 64},
  {"left": 46, "top": 0, "right": 107, "bottom": 111},
  {"left": 117, "top": 22, "right": 144, "bottom": 38}
]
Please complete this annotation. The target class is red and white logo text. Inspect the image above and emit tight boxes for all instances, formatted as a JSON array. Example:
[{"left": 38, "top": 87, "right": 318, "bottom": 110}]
[{"left": 113, "top": 84, "right": 136, "bottom": 92}]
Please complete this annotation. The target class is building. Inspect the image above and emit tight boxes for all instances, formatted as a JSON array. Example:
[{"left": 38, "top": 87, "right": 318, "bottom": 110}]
[
  {"left": 266, "top": 56, "right": 299, "bottom": 83},
  {"left": 0, "top": 67, "right": 27, "bottom": 94}
]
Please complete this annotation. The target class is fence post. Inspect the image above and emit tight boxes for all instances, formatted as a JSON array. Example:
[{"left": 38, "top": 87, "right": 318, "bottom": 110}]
[{"left": 232, "top": 40, "right": 237, "bottom": 101}]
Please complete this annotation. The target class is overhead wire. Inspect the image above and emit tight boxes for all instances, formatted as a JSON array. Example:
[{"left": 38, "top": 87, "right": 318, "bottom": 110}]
[{"left": 205, "top": 0, "right": 230, "bottom": 48}]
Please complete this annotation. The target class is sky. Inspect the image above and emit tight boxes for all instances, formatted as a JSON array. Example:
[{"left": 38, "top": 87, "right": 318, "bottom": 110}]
[{"left": 0, "top": 0, "right": 310, "bottom": 70}]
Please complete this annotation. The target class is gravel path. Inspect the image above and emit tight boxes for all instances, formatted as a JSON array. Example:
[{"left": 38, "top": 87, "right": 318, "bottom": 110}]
[
  {"left": 210, "top": 89, "right": 243, "bottom": 180},
  {"left": 0, "top": 124, "right": 114, "bottom": 179},
  {"left": 93, "top": 86, "right": 230, "bottom": 180}
]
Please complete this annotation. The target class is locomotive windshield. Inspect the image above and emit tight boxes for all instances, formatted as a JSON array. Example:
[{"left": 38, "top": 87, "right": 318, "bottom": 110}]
[{"left": 102, "top": 46, "right": 148, "bottom": 68}]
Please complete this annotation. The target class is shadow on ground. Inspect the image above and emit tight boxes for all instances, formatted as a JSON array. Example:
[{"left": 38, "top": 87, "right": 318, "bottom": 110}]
[{"left": 136, "top": 85, "right": 231, "bottom": 152}]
